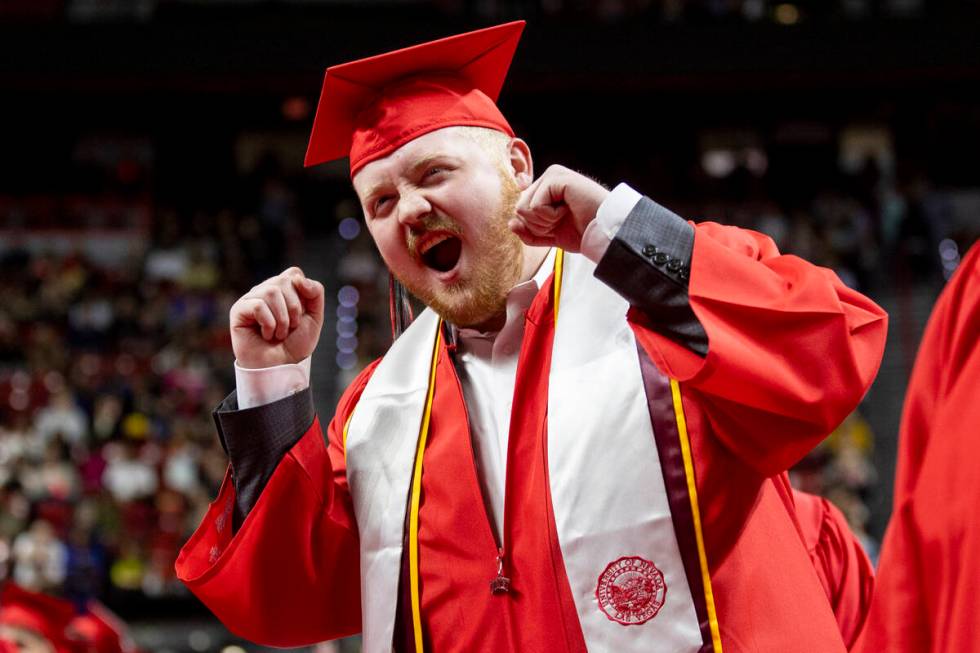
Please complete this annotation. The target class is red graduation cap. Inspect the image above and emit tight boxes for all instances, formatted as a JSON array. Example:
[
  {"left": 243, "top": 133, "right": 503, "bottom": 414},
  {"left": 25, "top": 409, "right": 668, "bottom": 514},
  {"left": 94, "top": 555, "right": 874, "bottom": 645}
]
[
  {"left": 304, "top": 21, "right": 525, "bottom": 176},
  {"left": 0, "top": 583, "right": 79, "bottom": 653},
  {"left": 69, "top": 601, "right": 138, "bottom": 653}
]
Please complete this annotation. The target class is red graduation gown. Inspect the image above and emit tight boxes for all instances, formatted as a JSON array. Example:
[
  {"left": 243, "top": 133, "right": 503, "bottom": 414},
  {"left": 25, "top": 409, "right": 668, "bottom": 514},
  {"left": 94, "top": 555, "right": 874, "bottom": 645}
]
[
  {"left": 793, "top": 490, "right": 875, "bottom": 649},
  {"left": 176, "top": 222, "right": 886, "bottom": 652},
  {"left": 854, "top": 243, "right": 980, "bottom": 653}
]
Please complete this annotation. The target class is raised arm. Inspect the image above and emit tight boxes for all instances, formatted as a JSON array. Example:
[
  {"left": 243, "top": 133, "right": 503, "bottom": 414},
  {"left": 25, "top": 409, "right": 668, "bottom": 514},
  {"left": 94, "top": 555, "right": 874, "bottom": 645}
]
[
  {"left": 604, "top": 199, "right": 886, "bottom": 476},
  {"left": 175, "top": 268, "right": 372, "bottom": 647},
  {"left": 512, "top": 170, "right": 887, "bottom": 477}
]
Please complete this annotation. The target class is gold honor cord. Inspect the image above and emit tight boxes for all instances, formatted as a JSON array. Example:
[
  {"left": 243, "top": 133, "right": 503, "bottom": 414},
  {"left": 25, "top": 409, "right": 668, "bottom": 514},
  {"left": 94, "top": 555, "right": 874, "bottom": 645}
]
[
  {"left": 342, "top": 412, "right": 354, "bottom": 465},
  {"left": 553, "top": 248, "right": 564, "bottom": 321},
  {"left": 408, "top": 324, "right": 443, "bottom": 653},
  {"left": 671, "top": 379, "right": 723, "bottom": 652}
]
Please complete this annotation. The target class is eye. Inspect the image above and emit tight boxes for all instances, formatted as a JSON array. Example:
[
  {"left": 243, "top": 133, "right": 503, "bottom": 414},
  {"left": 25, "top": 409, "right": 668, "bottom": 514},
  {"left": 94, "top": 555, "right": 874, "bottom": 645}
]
[
  {"left": 374, "top": 195, "right": 394, "bottom": 213},
  {"left": 423, "top": 166, "right": 447, "bottom": 180}
]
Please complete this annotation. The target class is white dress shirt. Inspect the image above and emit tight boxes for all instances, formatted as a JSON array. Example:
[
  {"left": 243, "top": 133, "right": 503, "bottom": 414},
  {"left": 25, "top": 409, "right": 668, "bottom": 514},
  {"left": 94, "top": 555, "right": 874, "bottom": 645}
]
[{"left": 234, "top": 183, "right": 643, "bottom": 540}]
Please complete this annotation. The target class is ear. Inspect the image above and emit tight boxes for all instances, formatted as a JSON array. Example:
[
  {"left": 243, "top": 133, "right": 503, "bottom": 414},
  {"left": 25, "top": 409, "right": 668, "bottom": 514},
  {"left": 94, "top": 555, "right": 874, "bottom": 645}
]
[{"left": 507, "top": 138, "right": 534, "bottom": 190}]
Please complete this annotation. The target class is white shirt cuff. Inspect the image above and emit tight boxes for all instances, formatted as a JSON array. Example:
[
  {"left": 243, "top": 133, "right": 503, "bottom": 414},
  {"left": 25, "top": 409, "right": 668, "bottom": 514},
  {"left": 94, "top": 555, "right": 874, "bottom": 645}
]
[
  {"left": 235, "top": 357, "right": 311, "bottom": 410},
  {"left": 580, "top": 183, "right": 643, "bottom": 263}
]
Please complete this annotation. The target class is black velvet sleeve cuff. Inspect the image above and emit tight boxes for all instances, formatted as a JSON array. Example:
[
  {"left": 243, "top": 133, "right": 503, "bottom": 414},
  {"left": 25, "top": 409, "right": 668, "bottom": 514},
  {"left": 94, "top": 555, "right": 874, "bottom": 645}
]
[
  {"left": 213, "top": 387, "right": 317, "bottom": 529},
  {"left": 594, "top": 196, "right": 709, "bottom": 357}
]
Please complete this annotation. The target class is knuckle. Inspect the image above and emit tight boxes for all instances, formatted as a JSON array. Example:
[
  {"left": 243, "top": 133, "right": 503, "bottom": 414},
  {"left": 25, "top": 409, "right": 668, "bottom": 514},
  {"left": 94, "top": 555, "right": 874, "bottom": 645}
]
[
  {"left": 251, "top": 280, "right": 273, "bottom": 295},
  {"left": 262, "top": 286, "right": 280, "bottom": 301},
  {"left": 232, "top": 297, "right": 253, "bottom": 315}
]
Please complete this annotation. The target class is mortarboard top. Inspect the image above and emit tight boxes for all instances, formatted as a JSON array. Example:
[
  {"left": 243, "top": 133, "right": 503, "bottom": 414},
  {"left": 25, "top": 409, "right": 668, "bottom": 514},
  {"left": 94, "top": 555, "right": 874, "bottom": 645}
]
[
  {"left": 304, "top": 21, "right": 525, "bottom": 176},
  {"left": 0, "top": 583, "right": 78, "bottom": 653}
]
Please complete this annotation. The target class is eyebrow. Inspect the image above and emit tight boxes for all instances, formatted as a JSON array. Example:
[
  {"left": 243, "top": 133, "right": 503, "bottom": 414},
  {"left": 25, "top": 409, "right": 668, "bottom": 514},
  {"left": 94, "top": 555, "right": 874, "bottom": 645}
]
[
  {"left": 407, "top": 154, "right": 448, "bottom": 176},
  {"left": 361, "top": 154, "right": 458, "bottom": 204}
]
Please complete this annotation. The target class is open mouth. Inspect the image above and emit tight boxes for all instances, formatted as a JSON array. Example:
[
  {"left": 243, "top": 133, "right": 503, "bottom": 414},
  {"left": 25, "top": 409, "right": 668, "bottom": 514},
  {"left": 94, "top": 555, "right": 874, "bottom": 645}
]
[{"left": 419, "top": 234, "right": 462, "bottom": 273}]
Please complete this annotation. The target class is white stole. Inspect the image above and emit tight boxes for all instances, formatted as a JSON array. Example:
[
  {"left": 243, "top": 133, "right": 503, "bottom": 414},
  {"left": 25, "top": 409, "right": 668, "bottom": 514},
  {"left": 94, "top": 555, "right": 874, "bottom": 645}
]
[
  {"left": 344, "top": 253, "right": 702, "bottom": 652},
  {"left": 344, "top": 308, "right": 440, "bottom": 653},
  {"left": 548, "top": 252, "right": 702, "bottom": 650}
]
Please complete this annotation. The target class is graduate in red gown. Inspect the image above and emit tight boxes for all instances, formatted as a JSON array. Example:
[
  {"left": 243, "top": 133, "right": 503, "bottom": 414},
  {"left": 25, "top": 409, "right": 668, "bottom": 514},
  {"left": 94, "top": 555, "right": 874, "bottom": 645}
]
[
  {"left": 176, "top": 22, "right": 887, "bottom": 653},
  {"left": 854, "top": 242, "right": 980, "bottom": 653}
]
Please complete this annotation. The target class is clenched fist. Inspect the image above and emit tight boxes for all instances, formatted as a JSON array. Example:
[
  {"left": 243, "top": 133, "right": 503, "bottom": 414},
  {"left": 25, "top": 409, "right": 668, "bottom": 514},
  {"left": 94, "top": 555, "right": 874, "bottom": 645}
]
[
  {"left": 230, "top": 267, "right": 325, "bottom": 369},
  {"left": 509, "top": 164, "right": 609, "bottom": 253}
]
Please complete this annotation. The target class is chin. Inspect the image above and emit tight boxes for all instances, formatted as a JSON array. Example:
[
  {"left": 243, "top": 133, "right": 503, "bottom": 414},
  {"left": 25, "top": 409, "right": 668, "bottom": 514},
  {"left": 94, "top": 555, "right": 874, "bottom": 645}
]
[{"left": 426, "top": 287, "right": 506, "bottom": 328}]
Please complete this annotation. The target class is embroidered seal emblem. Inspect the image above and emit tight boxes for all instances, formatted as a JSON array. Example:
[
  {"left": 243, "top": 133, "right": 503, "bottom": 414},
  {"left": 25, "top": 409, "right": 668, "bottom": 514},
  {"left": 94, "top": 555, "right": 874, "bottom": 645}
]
[{"left": 595, "top": 556, "right": 667, "bottom": 626}]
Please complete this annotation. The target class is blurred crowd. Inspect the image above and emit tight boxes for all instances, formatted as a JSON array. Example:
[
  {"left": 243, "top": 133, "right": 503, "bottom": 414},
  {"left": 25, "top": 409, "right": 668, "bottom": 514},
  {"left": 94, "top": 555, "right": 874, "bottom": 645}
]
[
  {"left": 0, "top": 116, "right": 975, "bottom": 622},
  {"left": 0, "top": 198, "right": 301, "bottom": 611},
  {"left": 0, "top": 245, "right": 228, "bottom": 604}
]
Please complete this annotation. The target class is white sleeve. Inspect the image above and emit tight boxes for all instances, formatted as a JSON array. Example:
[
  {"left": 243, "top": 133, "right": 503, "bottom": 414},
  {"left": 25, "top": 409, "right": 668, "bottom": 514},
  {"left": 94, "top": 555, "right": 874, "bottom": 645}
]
[
  {"left": 234, "top": 357, "right": 312, "bottom": 410},
  {"left": 580, "top": 182, "right": 643, "bottom": 264}
]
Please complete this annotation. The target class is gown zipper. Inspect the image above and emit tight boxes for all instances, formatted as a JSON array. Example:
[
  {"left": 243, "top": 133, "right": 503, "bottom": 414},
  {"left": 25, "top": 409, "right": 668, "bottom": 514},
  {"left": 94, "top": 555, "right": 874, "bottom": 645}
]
[{"left": 445, "top": 325, "right": 512, "bottom": 595}]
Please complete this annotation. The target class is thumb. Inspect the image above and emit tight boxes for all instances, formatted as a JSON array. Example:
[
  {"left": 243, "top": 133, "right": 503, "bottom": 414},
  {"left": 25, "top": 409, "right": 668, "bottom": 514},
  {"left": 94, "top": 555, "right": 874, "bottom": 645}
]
[
  {"left": 297, "top": 278, "right": 325, "bottom": 323},
  {"left": 509, "top": 218, "right": 555, "bottom": 246}
]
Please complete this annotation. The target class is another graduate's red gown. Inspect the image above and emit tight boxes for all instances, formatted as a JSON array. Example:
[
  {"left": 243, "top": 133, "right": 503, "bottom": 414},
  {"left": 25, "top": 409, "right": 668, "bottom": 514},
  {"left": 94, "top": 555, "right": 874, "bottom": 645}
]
[
  {"left": 176, "top": 221, "right": 887, "bottom": 652},
  {"left": 793, "top": 490, "right": 875, "bottom": 650},
  {"left": 854, "top": 243, "right": 980, "bottom": 653}
]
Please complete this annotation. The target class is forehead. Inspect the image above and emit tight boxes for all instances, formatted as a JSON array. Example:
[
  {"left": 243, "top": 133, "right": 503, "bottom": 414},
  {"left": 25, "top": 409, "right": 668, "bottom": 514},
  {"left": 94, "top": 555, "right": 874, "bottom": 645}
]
[{"left": 351, "top": 127, "right": 485, "bottom": 194}]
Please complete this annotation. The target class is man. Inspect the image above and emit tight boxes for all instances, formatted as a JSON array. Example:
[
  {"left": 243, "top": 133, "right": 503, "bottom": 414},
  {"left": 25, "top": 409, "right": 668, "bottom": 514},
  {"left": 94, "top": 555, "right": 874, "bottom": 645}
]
[
  {"left": 854, "top": 242, "right": 980, "bottom": 652},
  {"left": 176, "top": 21, "right": 887, "bottom": 652}
]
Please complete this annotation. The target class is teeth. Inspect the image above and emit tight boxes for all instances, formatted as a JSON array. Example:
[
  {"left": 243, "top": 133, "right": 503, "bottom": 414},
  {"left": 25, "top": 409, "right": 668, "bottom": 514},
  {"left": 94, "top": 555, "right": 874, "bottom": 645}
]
[{"left": 419, "top": 234, "right": 451, "bottom": 255}]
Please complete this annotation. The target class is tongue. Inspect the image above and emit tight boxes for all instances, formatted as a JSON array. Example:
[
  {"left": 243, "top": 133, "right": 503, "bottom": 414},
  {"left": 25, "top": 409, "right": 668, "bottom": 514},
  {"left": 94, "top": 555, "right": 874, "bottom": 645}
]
[{"left": 423, "top": 237, "right": 462, "bottom": 273}]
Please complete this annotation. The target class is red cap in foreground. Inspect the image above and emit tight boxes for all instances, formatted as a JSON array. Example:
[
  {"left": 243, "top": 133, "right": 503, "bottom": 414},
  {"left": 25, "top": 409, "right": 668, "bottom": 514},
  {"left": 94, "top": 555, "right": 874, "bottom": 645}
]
[{"left": 0, "top": 583, "right": 78, "bottom": 653}]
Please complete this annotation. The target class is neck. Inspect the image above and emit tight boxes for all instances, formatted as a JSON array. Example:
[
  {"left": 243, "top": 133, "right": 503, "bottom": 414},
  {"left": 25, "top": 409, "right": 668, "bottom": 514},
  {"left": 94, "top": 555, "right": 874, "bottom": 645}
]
[
  {"left": 462, "top": 244, "right": 551, "bottom": 333},
  {"left": 468, "top": 312, "right": 507, "bottom": 333},
  {"left": 518, "top": 244, "right": 551, "bottom": 284}
]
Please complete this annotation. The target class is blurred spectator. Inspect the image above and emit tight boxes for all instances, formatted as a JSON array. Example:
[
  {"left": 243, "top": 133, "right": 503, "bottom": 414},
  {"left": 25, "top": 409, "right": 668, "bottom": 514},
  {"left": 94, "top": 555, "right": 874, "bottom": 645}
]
[
  {"left": 11, "top": 520, "right": 67, "bottom": 592},
  {"left": 101, "top": 442, "right": 157, "bottom": 505},
  {"left": 34, "top": 392, "right": 87, "bottom": 448}
]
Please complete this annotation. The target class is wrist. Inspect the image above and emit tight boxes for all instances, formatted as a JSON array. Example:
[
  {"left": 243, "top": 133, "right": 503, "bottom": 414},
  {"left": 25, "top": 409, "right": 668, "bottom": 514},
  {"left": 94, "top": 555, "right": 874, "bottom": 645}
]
[{"left": 235, "top": 357, "right": 312, "bottom": 410}]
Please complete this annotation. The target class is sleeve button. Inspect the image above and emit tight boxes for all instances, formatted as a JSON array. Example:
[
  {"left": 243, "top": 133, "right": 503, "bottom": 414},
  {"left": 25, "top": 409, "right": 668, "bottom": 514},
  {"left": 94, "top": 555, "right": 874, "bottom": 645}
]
[
  {"left": 642, "top": 244, "right": 657, "bottom": 257},
  {"left": 667, "top": 259, "right": 682, "bottom": 273},
  {"left": 653, "top": 252, "right": 668, "bottom": 265}
]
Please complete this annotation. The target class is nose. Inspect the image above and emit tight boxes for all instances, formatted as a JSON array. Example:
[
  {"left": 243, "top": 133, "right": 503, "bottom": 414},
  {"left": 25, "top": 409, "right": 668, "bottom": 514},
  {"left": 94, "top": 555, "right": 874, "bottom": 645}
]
[{"left": 396, "top": 189, "right": 432, "bottom": 227}]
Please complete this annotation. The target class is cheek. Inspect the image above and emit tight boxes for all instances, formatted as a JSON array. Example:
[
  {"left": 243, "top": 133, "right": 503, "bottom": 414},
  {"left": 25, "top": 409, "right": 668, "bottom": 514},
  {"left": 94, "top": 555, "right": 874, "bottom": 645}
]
[{"left": 367, "top": 222, "right": 410, "bottom": 266}]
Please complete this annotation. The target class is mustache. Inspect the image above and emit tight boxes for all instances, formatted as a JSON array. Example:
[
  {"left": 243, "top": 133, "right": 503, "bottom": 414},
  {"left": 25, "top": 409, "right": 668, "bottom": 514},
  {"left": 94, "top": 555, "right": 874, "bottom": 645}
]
[{"left": 406, "top": 214, "right": 463, "bottom": 258}]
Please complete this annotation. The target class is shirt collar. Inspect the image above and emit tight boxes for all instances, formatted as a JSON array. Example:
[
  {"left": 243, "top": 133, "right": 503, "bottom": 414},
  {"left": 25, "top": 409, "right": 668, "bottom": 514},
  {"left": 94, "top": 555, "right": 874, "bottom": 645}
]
[{"left": 531, "top": 247, "right": 557, "bottom": 289}]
